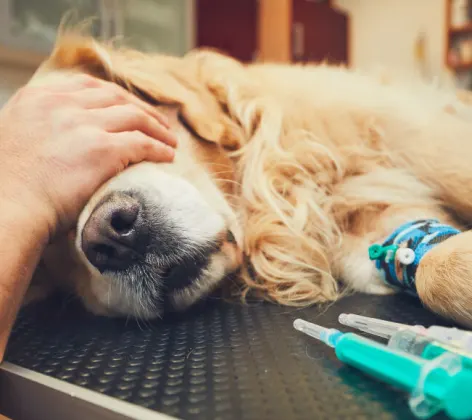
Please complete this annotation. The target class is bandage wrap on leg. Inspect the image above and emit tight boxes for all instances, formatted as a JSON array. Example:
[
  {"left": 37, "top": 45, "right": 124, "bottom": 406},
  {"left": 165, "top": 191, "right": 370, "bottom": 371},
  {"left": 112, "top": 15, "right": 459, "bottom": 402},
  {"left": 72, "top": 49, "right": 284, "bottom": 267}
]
[{"left": 368, "top": 219, "right": 460, "bottom": 296}]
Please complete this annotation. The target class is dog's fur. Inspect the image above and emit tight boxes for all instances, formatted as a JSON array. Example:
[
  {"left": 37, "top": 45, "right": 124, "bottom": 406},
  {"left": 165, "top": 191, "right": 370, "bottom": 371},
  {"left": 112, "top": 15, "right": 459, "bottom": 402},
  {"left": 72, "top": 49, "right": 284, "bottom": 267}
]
[{"left": 24, "top": 33, "right": 472, "bottom": 326}]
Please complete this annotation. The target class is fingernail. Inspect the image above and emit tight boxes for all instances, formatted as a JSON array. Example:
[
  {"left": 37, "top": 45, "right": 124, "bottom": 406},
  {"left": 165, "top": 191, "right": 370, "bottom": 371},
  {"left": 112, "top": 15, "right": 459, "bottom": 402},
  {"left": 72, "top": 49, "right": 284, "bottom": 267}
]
[{"left": 170, "top": 135, "right": 178, "bottom": 147}]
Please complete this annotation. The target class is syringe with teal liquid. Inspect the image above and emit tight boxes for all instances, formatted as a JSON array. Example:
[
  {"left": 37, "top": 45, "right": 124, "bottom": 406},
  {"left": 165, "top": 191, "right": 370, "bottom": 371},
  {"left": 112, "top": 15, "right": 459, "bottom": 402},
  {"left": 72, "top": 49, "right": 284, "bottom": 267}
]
[
  {"left": 293, "top": 318, "right": 472, "bottom": 419},
  {"left": 338, "top": 313, "right": 472, "bottom": 349},
  {"left": 339, "top": 313, "right": 472, "bottom": 367}
]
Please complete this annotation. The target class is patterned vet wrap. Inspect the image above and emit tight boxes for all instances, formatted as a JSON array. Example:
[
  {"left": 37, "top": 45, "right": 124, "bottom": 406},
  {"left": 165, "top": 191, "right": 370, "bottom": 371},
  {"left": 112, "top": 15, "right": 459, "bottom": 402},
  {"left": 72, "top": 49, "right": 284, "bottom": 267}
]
[{"left": 372, "top": 219, "right": 460, "bottom": 296}]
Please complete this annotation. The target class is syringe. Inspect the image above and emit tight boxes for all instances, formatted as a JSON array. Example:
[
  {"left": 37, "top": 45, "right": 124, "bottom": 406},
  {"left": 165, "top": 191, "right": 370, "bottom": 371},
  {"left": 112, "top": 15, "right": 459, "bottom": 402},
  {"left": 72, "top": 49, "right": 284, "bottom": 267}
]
[
  {"left": 294, "top": 318, "right": 472, "bottom": 419},
  {"left": 337, "top": 314, "right": 472, "bottom": 367},
  {"left": 339, "top": 313, "right": 472, "bottom": 352},
  {"left": 388, "top": 328, "right": 472, "bottom": 368}
]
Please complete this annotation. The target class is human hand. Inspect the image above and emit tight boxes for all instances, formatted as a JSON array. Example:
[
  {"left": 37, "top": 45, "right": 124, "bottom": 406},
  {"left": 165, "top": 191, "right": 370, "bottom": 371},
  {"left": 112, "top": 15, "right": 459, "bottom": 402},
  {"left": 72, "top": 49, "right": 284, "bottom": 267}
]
[{"left": 0, "top": 73, "right": 177, "bottom": 243}]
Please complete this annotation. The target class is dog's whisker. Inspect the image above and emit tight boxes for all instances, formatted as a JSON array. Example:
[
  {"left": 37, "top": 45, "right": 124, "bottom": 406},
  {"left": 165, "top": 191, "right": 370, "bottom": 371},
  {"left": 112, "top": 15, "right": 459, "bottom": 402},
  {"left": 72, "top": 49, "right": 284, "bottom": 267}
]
[{"left": 213, "top": 178, "right": 242, "bottom": 186}]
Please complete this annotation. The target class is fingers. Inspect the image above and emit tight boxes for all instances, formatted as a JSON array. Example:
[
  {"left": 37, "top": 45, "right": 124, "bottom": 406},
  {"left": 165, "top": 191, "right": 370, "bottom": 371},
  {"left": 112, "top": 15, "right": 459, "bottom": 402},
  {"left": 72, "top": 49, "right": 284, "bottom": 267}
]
[
  {"left": 109, "top": 131, "right": 176, "bottom": 166},
  {"left": 40, "top": 73, "right": 102, "bottom": 91},
  {"left": 72, "top": 85, "right": 171, "bottom": 129},
  {"left": 90, "top": 104, "right": 178, "bottom": 148},
  {"left": 40, "top": 73, "right": 172, "bottom": 130}
]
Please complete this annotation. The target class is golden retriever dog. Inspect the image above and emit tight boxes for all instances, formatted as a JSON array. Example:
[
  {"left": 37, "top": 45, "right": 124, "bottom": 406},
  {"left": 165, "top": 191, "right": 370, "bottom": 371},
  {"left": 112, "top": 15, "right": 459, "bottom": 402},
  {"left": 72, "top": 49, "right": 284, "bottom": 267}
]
[{"left": 23, "top": 32, "right": 472, "bottom": 327}]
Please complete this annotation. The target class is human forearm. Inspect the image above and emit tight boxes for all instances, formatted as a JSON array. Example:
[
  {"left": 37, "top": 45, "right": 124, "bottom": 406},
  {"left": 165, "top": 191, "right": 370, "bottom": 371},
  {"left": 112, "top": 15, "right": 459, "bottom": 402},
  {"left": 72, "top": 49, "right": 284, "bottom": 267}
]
[{"left": 0, "top": 201, "right": 49, "bottom": 359}]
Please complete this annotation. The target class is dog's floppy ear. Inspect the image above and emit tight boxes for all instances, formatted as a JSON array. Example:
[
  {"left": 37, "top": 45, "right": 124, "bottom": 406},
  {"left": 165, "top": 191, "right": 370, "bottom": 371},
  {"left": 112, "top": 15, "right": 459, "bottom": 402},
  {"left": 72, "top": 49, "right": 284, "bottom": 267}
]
[{"left": 36, "top": 33, "right": 242, "bottom": 149}]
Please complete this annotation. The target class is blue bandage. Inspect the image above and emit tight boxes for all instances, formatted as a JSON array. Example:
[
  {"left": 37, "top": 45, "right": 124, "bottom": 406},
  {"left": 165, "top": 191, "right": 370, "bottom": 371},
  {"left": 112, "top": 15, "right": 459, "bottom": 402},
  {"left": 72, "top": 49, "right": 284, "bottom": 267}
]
[{"left": 369, "top": 219, "right": 460, "bottom": 296}]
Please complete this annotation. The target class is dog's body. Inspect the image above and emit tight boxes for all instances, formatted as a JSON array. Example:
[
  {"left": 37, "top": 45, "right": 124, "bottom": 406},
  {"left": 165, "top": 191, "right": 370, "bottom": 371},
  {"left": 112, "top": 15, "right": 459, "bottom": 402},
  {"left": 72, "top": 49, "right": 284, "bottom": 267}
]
[{"left": 24, "top": 33, "right": 472, "bottom": 326}]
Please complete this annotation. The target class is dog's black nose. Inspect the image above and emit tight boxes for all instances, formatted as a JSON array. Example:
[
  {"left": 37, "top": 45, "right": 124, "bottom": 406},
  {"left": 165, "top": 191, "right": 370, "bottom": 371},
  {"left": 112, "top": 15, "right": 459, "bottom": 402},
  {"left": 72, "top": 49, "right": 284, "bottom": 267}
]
[{"left": 81, "top": 192, "right": 146, "bottom": 272}]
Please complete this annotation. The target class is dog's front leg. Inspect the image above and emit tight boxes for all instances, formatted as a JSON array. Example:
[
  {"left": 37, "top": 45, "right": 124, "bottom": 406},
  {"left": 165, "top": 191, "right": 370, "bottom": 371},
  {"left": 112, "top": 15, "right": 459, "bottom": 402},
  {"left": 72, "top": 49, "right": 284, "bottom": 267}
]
[{"left": 335, "top": 206, "right": 472, "bottom": 326}]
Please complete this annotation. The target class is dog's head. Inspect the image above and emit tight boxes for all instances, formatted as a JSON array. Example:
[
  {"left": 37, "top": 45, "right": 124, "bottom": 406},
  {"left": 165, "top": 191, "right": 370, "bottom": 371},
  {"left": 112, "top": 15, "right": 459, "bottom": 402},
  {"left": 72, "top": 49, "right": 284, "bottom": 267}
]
[{"left": 32, "top": 35, "right": 246, "bottom": 319}]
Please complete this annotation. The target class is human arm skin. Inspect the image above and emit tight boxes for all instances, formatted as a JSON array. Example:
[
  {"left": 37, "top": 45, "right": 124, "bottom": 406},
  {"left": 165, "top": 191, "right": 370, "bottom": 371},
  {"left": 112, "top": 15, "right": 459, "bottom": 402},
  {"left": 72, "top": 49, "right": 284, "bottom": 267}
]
[{"left": 0, "top": 202, "right": 50, "bottom": 360}]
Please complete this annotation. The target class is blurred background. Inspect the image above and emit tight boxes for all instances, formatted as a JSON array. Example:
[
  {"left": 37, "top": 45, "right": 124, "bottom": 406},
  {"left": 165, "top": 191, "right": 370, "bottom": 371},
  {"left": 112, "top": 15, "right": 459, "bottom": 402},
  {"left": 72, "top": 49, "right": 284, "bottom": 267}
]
[{"left": 0, "top": 0, "right": 471, "bottom": 106}]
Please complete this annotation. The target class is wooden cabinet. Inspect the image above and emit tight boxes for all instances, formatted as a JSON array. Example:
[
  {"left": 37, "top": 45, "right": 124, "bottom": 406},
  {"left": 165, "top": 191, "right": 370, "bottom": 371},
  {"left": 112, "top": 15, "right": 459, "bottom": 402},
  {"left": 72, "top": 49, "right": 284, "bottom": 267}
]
[
  {"left": 292, "top": 0, "right": 348, "bottom": 65},
  {"left": 196, "top": 0, "right": 258, "bottom": 62},
  {"left": 196, "top": 0, "right": 349, "bottom": 65},
  {"left": 258, "top": 0, "right": 349, "bottom": 65},
  {"left": 446, "top": 1, "right": 472, "bottom": 70}
]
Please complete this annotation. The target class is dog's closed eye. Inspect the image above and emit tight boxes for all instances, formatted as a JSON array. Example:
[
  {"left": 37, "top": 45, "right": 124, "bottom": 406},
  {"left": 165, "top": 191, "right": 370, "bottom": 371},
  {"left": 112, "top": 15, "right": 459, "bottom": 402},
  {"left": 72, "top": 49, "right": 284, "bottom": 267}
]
[{"left": 227, "top": 230, "right": 237, "bottom": 244}]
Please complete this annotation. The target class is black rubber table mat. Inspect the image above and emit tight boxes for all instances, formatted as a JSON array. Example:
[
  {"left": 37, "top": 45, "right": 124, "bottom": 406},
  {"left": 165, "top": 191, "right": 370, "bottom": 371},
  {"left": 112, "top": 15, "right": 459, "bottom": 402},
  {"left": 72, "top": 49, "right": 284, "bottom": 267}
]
[{"left": 5, "top": 293, "right": 455, "bottom": 420}]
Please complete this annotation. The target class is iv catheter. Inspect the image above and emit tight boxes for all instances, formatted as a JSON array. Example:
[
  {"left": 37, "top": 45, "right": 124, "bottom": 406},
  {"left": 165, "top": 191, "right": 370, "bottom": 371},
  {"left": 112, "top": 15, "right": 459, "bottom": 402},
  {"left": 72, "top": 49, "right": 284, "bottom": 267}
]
[{"left": 293, "top": 318, "right": 472, "bottom": 419}]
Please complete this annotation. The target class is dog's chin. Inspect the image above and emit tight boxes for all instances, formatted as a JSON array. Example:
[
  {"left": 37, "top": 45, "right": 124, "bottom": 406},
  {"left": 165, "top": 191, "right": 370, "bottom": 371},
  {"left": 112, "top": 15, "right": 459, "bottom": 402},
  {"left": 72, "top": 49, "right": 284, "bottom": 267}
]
[
  {"left": 82, "top": 270, "right": 161, "bottom": 320},
  {"left": 82, "top": 254, "right": 229, "bottom": 320}
]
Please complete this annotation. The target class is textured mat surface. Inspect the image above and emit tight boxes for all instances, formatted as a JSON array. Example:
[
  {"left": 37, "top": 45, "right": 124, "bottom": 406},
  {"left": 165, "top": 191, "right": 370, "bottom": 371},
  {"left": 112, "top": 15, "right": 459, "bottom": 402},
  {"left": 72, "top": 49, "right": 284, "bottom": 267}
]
[{"left": 5, "top": 293, "right": 454, "bottom": 420}]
